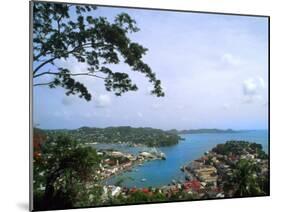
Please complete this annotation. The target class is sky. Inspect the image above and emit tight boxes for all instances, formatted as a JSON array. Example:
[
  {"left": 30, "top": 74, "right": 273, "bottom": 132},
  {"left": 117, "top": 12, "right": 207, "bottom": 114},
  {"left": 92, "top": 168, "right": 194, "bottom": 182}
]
[{"left": 33, "top": 5, "right": 269, "bottom": 130}]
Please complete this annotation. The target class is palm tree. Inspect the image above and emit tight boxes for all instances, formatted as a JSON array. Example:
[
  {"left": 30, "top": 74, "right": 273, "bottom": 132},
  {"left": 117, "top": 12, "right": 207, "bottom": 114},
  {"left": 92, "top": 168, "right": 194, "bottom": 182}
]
[{"left": 231, "top": 159, "right": 264, "bottom": 196}]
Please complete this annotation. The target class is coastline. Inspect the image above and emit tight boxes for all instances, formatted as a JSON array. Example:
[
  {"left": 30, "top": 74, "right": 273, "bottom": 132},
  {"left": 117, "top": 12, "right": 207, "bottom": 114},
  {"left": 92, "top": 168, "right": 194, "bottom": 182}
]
[
  {"left": 102, "top": 130, "right": 268, "bottom": 188},
  {"left": 99, "top": 140, "right": 268, "bottom": 201},
  {"left": 97, "top": 149, "right": 166, "bottom": 182}
]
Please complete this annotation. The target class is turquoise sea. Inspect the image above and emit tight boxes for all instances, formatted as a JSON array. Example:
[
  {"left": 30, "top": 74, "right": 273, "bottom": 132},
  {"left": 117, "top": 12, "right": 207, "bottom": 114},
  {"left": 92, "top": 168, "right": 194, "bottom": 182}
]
[{"left": 93, "top": 130, "right": 268, "bottom": 188}]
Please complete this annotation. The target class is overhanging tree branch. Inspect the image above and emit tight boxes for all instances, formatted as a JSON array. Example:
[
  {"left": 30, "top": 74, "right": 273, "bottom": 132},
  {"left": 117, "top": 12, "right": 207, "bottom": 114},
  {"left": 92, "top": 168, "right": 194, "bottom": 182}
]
[
  {"left": 32, "top": 2, "right": 165, "bottom": 101},
  {"left": 34, "top": 71, "right": 106, "bottom": 79},
  {"left": 33, "top": 57, "right": 58, "bottom": 75},
  {"left": 34, "top": 81, "right": 55, "bottom": 87},
  {"left": 33, "top": 43, "right": 94, "bottom": 75}
]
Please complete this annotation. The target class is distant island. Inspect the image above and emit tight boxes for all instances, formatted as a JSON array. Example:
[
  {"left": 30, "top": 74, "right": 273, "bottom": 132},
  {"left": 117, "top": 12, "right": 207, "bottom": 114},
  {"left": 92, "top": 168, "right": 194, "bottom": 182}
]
[
  {"left": 167, "top": 128, "right": 238, "bottom": 134},
  {"left": 41, "top": 126, "right": 181, "bottom": 147}
]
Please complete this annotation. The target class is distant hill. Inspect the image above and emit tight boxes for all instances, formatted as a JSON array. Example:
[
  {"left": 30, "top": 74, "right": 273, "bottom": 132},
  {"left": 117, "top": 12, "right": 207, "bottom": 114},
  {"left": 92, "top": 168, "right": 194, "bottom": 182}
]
[
  {"left": 42, "top": 126, "right": 181, "bottom": 147},
  {"left": 166, "top": 128, "right": 237, "bottom": 134}
]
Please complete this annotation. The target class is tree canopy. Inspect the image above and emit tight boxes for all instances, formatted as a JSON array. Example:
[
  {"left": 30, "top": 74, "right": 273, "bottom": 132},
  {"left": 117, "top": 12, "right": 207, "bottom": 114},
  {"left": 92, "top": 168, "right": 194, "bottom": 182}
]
[
  {"left": 231, "top": 159, "right": 265, "bottom": 196},
  {"left": 33, "top": 2, "right": 165, "bottom": 101},
  {"left": 33, "top": 134, "right": 102, "bottom": 210},
  {"left": 43, "top": 126, "right": 180, "bottom": 147}
]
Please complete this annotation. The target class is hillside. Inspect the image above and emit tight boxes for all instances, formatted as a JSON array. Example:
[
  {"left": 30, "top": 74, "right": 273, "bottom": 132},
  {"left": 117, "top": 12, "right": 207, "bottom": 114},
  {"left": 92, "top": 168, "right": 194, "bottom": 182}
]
[{"left": 43, "top": 126, "right": 181, "bottom": 147}]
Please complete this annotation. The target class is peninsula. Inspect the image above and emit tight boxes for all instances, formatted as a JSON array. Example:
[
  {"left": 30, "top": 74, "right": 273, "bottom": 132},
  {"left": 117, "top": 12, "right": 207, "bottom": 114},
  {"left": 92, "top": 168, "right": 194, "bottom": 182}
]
[{"left": 167, "top": 128, "right": 238, "bottom": 134}]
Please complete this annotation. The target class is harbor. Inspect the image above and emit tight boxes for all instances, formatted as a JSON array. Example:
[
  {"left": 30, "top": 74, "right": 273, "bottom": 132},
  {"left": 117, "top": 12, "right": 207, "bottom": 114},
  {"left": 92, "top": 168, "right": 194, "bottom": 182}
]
[
  {"left": 99, "top": 139, "right": 268, "bottom": 201},
  {"left": 103, "top": 130, "right": 268, "bottom": 188},
  {"left": 97, "top": 148, "right": 166, "bottom": 181}
]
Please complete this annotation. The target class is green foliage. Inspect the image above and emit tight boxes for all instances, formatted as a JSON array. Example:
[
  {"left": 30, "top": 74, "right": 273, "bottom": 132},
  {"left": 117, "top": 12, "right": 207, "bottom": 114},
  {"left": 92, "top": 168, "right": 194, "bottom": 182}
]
[
  {"left": 111, "top": 189, "right": 196, "bottom": 205},
  {"left": 213, "top": 140, "right": 267, "bottom": 157},
  {"left": 169, "top": 190, "right": 198, "bottom": 201},
  {"left": 212, "top": 141, "right": 268, "bottom": 197},
  {"left": 231, "top": 159, "right": 266, "bottom": 197},
  {"left": 45, "top": 126, "right": 180, "bottom": 147},
  {"left": 121, "top": 191, "right": 166, "bottom": 204},
  {"left": 33, "top": 134, "right": 102, "bottom": 210},
  {"left": 126, "top": 191, "right": 151, "bottom": 203},
  {"left": 33, "top": 2, "right": 164, "bottom": 101}
]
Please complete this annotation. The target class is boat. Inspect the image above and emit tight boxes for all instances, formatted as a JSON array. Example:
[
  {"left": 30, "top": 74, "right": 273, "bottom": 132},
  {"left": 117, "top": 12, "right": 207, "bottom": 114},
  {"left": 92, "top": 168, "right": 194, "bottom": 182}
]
[
  {"left": 150, "top": 147, "right": 166, "bottom": 160},
  {"left": 141, "top": 178, "right": 147, "bottom": 182},
  {"left": 160, "top": 152, "right": 166, "bottom": 160}
]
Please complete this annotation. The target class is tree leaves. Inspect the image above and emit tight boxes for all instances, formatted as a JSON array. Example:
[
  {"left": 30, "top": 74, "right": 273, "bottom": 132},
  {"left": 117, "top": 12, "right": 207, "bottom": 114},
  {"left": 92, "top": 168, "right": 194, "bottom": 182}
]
[
  {"left": 33, "top": 2, "right": 165, "bottom": 101},
  {"left": 50, "top": 68, "right": 92, "bottom": 101},
  {"left": 33, "top": 134, "right": 102, "bottom": 209}
]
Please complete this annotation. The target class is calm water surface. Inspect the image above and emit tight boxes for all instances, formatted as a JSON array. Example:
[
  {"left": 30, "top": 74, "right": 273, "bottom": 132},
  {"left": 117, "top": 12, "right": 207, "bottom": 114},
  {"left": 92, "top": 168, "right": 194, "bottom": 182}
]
[{"left": 93, "top": 130, "right": 268, "bottom": 188}]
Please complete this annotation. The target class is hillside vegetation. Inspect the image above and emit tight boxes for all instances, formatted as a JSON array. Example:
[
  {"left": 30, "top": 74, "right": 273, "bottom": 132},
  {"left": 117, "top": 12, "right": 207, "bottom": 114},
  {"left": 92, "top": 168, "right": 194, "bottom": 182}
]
[{"left": 43, "top": 126, "right": 180, "bottom": 147}]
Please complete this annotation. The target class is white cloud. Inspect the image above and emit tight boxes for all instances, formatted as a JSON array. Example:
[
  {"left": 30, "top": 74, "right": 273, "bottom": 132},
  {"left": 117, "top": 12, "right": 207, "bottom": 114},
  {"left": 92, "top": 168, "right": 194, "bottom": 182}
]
[
  {"left": 221, "top": 53, "right": 241, "bottom": 67},
  {"left": 95, "top": 94, "right": 111, "bottom": 108},
  {"left": 243, "top": 95, "right": 263, "bottom": 104},
  {"left": 55, "top": 57, "right": 97, "bottom": 88},
  {"left": 145, "top": 86, "right": 153, "bottom": 95},
  {"left": 34, "top": 11, "right": 268, "bottom": 130},
  {"left": 56, "top": 57, "right": 88, "bottom": 74},
  {"left": 243, "top": 78, "right": 258, "bottom": 96},
  {"left": 242, "top": 77, "right": 266, "bottom": 104},
  {"left": 258, "top": 76, "right": 265, "bottom": 88}
]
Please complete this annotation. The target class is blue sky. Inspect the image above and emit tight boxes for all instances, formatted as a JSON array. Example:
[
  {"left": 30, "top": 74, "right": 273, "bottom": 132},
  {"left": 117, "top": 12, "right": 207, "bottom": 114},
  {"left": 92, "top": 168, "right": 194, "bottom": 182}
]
[{"left": 33, "top": 6, "right": 268, "bottom": 130}]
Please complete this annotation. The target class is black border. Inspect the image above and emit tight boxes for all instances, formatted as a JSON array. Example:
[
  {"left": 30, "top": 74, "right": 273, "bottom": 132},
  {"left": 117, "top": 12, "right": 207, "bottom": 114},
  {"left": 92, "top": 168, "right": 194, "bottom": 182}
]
[{"left": 29, "top": 1, "right": 270, "bottom": 211}]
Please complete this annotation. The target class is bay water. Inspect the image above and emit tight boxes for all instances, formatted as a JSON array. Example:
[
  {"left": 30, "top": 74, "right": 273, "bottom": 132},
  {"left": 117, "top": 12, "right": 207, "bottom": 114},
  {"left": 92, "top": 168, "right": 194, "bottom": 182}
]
[{"left": 93, "top": 130, "right": 268, "bottom": 188}]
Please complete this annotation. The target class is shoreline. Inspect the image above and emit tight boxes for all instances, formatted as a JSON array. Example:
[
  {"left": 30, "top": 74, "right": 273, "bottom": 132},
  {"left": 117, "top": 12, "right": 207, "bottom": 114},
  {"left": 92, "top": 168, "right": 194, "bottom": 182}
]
[
  {"left": 97, "top": 149, "right": 166, "bottom": 183},
  {"left": 99, "top": 140, "right": 268, "bottom": 200}
]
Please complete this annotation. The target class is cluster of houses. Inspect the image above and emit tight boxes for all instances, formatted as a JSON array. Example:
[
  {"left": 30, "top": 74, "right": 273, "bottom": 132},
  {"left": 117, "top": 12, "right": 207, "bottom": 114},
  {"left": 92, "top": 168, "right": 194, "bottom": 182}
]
[{"left": 180, "top": 145, "right": 268, "bottom": 198}]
